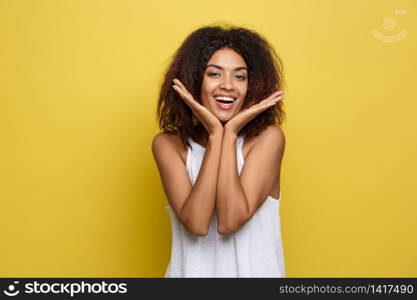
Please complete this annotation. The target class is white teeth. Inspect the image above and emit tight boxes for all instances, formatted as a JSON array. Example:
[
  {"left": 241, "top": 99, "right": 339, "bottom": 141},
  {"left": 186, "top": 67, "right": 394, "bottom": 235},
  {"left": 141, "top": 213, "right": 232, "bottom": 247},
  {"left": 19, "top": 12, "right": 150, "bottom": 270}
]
[{"left": 214, "top": 96, "right": 236, "bottom": 102}]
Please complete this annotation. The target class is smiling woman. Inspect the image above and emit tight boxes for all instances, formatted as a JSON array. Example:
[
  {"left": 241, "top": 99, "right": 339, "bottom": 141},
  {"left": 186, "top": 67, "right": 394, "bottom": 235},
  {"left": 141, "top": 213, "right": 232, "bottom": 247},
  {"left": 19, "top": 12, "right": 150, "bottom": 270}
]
[{"left": 152, "top": 24, "right": 287, "bottom": 278}]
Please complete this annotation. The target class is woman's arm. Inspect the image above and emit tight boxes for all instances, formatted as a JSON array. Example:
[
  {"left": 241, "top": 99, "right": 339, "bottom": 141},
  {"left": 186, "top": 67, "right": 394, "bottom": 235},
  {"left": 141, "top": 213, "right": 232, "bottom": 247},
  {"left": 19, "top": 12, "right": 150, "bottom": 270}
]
[
  {"left": 153, "top": 78, "right": 225, "bottom": 236},
  {"left": 216, "top": 125, "right": 285, "bottom": 235},
  {"left": 152, "top": 130, "right": 223, "bottom": 236}
]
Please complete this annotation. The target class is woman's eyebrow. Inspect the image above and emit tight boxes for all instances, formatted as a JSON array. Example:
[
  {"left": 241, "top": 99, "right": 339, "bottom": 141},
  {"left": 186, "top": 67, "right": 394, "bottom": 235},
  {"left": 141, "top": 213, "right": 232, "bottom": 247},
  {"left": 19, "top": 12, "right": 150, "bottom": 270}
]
[{"left": 206, "top": 64, "right": 247, "bottom": 71}]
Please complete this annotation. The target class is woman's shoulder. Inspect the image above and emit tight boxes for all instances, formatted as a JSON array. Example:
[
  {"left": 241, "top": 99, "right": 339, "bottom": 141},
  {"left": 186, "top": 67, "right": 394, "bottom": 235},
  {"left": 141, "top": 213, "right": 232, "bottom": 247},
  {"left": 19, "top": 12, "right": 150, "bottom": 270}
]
[
  {"left": 151, "top": 132, "right": 188, "bottom": 163},
  {"left": 260, "top": 124, "right": 285, "bottom": 141},
  {"left": 243, "top": 124, "right": 285, "bottom": 155}
]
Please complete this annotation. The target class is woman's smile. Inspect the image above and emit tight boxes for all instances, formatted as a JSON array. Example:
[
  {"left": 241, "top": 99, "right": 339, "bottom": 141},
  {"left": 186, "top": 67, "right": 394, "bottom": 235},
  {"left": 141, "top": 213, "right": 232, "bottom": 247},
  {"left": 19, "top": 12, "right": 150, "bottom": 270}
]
[{"left": 213, "top": 94, "right": 238, "bottom": 110}]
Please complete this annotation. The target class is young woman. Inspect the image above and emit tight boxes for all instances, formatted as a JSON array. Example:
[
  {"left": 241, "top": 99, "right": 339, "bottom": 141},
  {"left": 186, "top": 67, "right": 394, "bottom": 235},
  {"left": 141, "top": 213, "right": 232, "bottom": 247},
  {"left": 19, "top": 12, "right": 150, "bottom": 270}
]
[{"left": 152, "top": 24, "right": 286, "bottom": 277}]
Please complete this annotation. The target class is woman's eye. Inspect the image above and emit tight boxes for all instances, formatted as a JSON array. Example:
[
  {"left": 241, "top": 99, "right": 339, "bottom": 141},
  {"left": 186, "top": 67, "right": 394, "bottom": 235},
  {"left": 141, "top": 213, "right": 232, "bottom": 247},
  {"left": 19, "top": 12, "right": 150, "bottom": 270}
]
[{"left": 207, "top": 72, "right": 247, "bottom": 80}]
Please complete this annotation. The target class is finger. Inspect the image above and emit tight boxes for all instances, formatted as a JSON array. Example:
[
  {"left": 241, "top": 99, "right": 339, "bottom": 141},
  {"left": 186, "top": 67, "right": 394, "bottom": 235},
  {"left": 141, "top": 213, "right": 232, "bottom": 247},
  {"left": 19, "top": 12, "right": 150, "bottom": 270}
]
[
  {"left": 244, "top": 92, "right": 284, "bottom": 111},
  {"left": 269, "top": 92, "right": 284, "bottom": 101},
  {"left": 257, "top": 96, "right": 283, "bottom": 110},
  {"left": 173, "top": 85, "right": 194, "bottom": 106},
  {"left": 264, "top": 90, "right": 283, "bottom": 100},
  {"left": 267, "top": 96, "right": 283, "bottom": 107},
  {"left": 173, "top": 79, "right": 186, "bottom": 92},
  {"left": 271, "top": 95, "right": 284, "bottom": 103},
  {"left": 255, "top": 95, "right": 283, "bottom": 108},
  {"left": 172, "top": 84, "right": 187, "bottom": 99},
  {"left": 173, "top": 79, "right": 193, "bottom": 98},
  {"left": 260, "top": 91, "right": 284, "bottom": 103},
  {"left": 273, "top": 90, "right": 284, "bottom": 96},
  {"left": 172, "top": 84, "right": 204, "bottom": 115}
]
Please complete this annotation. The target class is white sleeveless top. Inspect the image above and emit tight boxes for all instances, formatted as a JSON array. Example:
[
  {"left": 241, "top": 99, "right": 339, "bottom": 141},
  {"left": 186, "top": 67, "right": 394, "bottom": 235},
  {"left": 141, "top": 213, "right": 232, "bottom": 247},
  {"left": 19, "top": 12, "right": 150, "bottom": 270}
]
[{"left": 164, "top": 135, "right": 285, "bottom": 277}]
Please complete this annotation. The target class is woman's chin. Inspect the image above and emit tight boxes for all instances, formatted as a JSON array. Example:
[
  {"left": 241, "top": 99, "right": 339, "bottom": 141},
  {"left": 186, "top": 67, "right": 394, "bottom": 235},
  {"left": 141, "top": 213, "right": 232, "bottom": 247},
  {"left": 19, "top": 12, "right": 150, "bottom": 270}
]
[
  {"left": 213, "top": 111, "right": 235, "bottom": 123},
  {"left": 217, "top": 116, "right": 233, "bottom": 125}
]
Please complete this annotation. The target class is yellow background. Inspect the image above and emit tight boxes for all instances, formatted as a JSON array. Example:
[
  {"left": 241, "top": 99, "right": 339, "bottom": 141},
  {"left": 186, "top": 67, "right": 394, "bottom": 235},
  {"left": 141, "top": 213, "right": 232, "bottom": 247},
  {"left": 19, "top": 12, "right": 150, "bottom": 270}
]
[{"left": 1, "top": 0, "right": 416, "bottom": 277}]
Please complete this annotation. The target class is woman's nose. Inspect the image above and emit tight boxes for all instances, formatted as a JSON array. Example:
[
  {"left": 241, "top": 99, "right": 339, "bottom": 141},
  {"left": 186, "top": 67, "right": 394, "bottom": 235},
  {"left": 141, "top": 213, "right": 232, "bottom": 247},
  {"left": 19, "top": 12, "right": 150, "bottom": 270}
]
[{"left": 219, "top": 75, "right": 235, "bottom": 91}]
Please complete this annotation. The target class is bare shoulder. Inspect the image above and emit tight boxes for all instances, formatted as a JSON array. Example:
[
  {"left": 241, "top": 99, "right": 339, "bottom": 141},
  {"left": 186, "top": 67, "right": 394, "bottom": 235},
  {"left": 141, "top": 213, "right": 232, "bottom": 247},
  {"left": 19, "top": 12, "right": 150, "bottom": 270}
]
[
  {"left": 243, "top": 125, "right": 285, "bottom": 159},
  {"left": 253, "top": 125, "right": 285, "bottom": 152},
  {"left": 260, "top": 124, "right": 285, "bottom": 140},
  {"left": 151, "top": 132, "right": 187, "bottom": 163},
  {"left": 259, "top": 124, "right": 284, "bottom": 137}
]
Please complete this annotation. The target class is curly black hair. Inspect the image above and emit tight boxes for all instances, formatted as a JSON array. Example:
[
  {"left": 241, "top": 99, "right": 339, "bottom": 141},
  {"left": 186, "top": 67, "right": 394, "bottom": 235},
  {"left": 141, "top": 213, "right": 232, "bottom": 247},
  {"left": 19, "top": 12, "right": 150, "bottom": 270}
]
[{"left": 156, "top": 23, "right": 286, "bottom": 149}]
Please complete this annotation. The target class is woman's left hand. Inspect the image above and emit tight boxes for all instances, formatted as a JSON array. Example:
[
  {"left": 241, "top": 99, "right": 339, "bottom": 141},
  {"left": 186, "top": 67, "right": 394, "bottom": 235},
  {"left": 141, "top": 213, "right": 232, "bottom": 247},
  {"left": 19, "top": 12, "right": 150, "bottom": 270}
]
[{"left": 224, "top": 90, "right": 284, "bottom": 135}]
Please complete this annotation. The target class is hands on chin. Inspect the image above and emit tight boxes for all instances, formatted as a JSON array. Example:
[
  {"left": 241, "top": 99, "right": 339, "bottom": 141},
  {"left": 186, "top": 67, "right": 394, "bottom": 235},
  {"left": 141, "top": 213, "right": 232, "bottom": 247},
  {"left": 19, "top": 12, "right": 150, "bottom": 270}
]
[{"left": 224, "top": 90, "right": 284, "bottom": 135}]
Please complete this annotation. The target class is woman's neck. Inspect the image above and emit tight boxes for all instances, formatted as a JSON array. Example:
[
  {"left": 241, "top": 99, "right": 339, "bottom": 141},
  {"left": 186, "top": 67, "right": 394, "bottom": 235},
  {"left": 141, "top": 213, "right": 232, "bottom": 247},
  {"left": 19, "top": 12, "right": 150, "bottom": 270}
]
[{"left": 193, "top": 121, "right": 227, "bottom": 147}]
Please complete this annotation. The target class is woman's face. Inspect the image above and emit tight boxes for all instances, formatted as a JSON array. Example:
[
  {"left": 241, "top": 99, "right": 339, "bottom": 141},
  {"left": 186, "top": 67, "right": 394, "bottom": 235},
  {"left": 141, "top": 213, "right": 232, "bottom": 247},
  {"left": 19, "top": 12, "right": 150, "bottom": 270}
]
[{"left": 200, "top": 47, "right": 248, "bottom": 123}]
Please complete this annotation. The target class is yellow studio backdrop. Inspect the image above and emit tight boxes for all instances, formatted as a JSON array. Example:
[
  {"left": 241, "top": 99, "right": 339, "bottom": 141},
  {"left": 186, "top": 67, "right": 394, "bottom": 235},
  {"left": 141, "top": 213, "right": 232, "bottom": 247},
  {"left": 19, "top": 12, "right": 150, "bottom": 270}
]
[{"left": 0, "top": 0, "right": 416, "bottom": 277}]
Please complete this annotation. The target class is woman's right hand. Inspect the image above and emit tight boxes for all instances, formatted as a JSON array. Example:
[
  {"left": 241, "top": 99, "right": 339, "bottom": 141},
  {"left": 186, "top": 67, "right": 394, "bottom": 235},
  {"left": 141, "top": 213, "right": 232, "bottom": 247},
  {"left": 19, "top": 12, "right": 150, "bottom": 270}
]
[{"left": 172, "top": 78, "right": 223, "bottom": 136}]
